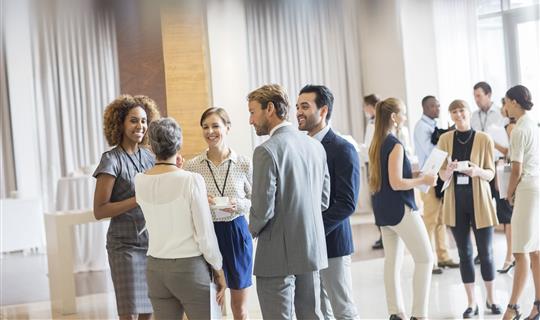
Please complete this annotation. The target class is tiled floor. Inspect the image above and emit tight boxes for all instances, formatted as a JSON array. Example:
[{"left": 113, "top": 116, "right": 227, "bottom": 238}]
[{"left": 0, "top": 218, "right": 536, "bottom": 319}]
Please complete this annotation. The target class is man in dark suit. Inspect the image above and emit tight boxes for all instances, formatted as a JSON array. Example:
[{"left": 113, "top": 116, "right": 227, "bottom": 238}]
[
  {"left": 297, "top": 85, "right": 360, "bottom": 319},
  {"left": 248, "top": 84, "right": 330, "bottom": 319}
]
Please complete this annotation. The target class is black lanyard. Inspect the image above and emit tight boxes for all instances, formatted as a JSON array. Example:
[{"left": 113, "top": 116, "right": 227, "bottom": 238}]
[
  {"left": 121, "top": 146, "right": 143, "bottom": 173},
  {"left": 206, "top": 159, "right": 232, "bottom": 197}
]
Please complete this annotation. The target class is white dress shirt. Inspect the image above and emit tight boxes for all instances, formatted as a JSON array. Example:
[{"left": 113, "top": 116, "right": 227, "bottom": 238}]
[
  {"left": 312, "top": 124, "right": 331, "bottom": 142},
  {"left": 414, "top": 114, "right": 437, "bottom": 168},
  {"left": 135, "top": 170, "right": 223, "bottom": 270},
  {"left": 471, "top": 103, "right": 504, "bottom": 132},
  {"left": 269, "top": 121, "right": 292, "bottom": 136}
]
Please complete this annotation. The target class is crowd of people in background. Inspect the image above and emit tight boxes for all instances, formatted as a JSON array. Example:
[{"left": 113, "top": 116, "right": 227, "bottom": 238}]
[{"left": 92, "top": 81, "right": 539, "bottom": 320}]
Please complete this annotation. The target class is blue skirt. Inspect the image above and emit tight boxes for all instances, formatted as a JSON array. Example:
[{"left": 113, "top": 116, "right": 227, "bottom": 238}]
[{"left": 213, "top": 216, "right": 253, "bottom": 289}]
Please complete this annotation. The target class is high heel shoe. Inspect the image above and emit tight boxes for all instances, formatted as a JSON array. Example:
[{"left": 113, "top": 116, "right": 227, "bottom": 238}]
[
  {"left": 463, "top": 305, "right": 479, "bottom": 318},
  {"left": 497, "top": 260, "right": 516, "bottom": 273},
  {"left": 524, "top": 300, "right": 540, "bottom": 320},
  {"left": 389, "top": 314, "right": 402, "bottom": 320},
  {"left": 506, "top": 304, "right": 522, "bottom": 320},
  {"left": 486, "top": 300, "right": 502, "bottom": 314}
]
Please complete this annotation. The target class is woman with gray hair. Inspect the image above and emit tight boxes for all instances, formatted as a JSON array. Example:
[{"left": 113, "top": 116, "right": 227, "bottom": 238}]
[{"left": 134, "top": 117, "right": 226, "bottom": 320}]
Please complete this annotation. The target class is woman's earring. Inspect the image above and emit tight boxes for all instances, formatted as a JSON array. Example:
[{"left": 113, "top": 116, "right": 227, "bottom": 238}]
[{"left": 393, "top": 121, "right": 398, "bottom": 128}]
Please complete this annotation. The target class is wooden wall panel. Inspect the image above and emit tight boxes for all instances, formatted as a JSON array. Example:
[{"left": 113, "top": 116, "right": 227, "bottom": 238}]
[
  {"left": 160, "top": 1, "right": 212, "bottom": 158},
  {"left": 114, "top": 0, "right": 167, "bottom": 116}
]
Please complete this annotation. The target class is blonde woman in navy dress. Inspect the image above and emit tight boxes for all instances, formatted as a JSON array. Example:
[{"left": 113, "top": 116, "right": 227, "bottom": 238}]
[
  {"left": 93, "top": 95, "right": 160, "bottom": 320},
  {"left": 184, "top": 107, "right": 253, "bottom": 320}
]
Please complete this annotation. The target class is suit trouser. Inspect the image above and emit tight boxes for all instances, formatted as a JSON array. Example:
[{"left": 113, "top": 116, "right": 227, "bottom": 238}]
[
  {"left": 420, "top": 187, "right": 451, "bottom": 264},
  {"left": 256, "top": 271, "right": 323, "bottom": 320},
  {"left": 146, "top": 256, "right": 212, "bottom": 320},
  {"left": 381, "top": 208, "right": 433, "bottom": 317},
  {"left": 320, "top": 255, "right": 359, "bottom": 320}
]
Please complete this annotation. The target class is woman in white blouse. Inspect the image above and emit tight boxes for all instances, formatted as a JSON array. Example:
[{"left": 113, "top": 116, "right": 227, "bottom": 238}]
[
  {"left": 134, "top": 117, "right": 226, "bottom": 320},
  {"left": 184, "top": 107, "right": 253, "bottom": 320},
  {"left": 502, "top": 85, "right": 540, "bottom": 320}
]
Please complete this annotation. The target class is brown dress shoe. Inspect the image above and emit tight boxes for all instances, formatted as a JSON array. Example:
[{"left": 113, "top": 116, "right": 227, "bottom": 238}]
[{"left": 438, "top": 259, "right": 459, "bottom": 268}]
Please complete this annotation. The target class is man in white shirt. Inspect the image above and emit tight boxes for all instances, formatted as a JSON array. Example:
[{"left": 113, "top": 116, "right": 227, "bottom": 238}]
[
  {"left": 414, "top": 96, "right": 459, "bottom": 275},
  {"left": 472, "top": 81, "right": 507, "bottom": 265},
  {"left": 472, "top": 81, "right": 504, "bottom": 132}
]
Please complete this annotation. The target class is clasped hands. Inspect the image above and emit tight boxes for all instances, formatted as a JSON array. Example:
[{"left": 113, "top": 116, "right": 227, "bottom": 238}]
[
  {"left": 444, "top": 160, "right": 481, "bottom": 178},
  {"left": 208, "top": 195, "right": 237, "bottom": 213}
]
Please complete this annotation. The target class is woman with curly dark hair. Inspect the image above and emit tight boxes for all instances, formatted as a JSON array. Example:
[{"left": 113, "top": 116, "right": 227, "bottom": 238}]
[{"left": 93, "top": 94, "right": 160, "bottom": 320}]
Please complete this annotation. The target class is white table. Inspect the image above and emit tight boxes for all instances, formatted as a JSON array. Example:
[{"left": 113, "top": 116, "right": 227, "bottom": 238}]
[
  {"left": 44, "top": 175, "right": 110, "bottom": 315},
  {"left": 55, "top": 176, "right": 109, "bottom": 272},
  {"left": 44, "top": 210, "right": 107, "bottom": 315}
]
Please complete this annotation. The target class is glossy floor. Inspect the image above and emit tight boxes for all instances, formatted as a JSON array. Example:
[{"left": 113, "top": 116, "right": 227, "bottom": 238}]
[{"left": 1, "top": 224, "right": 536, "bottom": 319}]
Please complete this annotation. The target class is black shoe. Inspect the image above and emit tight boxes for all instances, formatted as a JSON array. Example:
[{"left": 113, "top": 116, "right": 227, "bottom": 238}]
[
  {"left": 497, "top": 260, "right": 516, "bottom": 273},
  {"left": 463, "top": 305, "right": 479, "bottom": 318},
  {"left": 474, "top": 255, "right": 480, "bottom": 265},
  {"left": 486, "top": 300, "right": 502, "bottom": 314},
  {"left": 432, "top": 267, "right": 443, "bottom": 274},
  {"left": 372, "top": 239, "right": 384, "bottom": 250},
  {"left": 389, "top": 314, "right": 402, "bottom": 320},
  {"left": 524, "top": 300, "right": 540, "bottom": 320},
  {"left": 438, "top": 259, "right": 460, "bottom": 268},
  {"left": 506, "top": 304, "right": 522, "bottom": 320}
]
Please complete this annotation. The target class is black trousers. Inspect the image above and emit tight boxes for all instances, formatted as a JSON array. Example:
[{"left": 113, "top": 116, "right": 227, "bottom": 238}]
[{"left": 451, "top": 186, "right": 495, "bottom": 283}]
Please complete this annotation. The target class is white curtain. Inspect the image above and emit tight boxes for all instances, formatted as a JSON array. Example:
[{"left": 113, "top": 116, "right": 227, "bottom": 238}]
[
  {"left": 1, "top": 7, "right": 17, "bottom": 198},
  {"left": 245, "top": 0, "right": 364, "bottom": 144},
  {"left": 433, "top": 0, "right": 481, "bottom": 117},
  {"left": 30, "top": 0, "right": 119, "bottom": 211}
]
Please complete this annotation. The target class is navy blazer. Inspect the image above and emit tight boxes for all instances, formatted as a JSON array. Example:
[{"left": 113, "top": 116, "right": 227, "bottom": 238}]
[{"left": 321, "top": 128, "right": 360, "bottom": 258}]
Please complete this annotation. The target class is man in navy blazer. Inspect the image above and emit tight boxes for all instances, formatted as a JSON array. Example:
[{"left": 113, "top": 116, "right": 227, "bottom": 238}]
[{"left": 297, "top": 85, "right": 360, "bottom": 319}]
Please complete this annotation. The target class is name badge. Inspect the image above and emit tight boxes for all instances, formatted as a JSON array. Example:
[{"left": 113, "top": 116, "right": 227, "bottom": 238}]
[
  {"left": 214, "top": 209, "right": 231, "bottom": 219},
  {"left": 457, "top": 174, "right": 469, "bottom": 185}
]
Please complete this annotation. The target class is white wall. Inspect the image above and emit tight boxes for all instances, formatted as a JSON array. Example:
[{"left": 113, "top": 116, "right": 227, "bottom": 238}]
[
  {"left": 358, "top": 0, "right": 445, "bottom": 150},
  {"left": 400, "top": 0, "right": 441, "bottom": 132},
  {"left": 4, "top": 0, "right": 42, "bottom": 198},
  {"left": 206, "top": 0, "right": 253, "bottom": 158},
  {"left": 358, "top": 0, "right": 407, "bottom": 102}
]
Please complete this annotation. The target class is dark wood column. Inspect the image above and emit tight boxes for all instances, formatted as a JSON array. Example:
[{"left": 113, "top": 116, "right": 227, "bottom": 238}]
[{"left": 113, "top": 0, "right": 167, "bottom": 116}]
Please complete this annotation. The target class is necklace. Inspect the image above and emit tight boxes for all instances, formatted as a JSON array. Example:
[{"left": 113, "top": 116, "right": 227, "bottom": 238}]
[
  {"left": 456, "top": 130, "right": 474, "bottom": 145},
  {"left": 155, "top": 162, "right": 177, "bottom": 166}
]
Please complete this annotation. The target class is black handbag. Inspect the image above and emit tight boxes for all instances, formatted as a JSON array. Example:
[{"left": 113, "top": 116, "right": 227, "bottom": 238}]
[{"left": 430, "top": 126, "right": 453, "bottom": 199}]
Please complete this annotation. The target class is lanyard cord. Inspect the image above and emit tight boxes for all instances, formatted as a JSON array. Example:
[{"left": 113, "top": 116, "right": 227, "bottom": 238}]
[
  {"left": 206, "top": 160, "right": 232, "bottom": 197},
  {"left": 121, "top": 145, "right": 142, "bottom": 173}
]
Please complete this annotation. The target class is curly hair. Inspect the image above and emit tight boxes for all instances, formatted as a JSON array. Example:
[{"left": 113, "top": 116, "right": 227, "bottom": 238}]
[{"left": 102, "top": 94, "right": 161, "bottom": 146}]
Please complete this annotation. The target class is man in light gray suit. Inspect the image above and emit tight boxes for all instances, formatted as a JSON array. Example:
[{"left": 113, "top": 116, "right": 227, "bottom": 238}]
[{"left": 247, "top": 84, "right": 330, "bottom": 319}]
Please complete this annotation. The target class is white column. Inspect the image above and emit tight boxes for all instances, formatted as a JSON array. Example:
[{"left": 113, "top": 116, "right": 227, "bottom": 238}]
[
  {"left": 4, "top": 0, "right": 42, "bottom": 198},
  {"left": 206, "top": 0, "right": 253, "bottom": 158}
]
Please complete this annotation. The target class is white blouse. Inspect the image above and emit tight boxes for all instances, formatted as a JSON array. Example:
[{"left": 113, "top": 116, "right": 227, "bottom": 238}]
[
  {"left": 134, "top": 170, "right": 223, "bottom": 270},
  {"left": 184, "top": 149, "right": 252, "bottom": 222},
  {"left": 510, "top": 113, "right": 540, "bottom": 177}
]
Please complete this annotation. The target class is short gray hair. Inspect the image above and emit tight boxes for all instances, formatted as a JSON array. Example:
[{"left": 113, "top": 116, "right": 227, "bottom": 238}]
[{"left": 148, "top": 117, "right": 182, "bottom": 160}]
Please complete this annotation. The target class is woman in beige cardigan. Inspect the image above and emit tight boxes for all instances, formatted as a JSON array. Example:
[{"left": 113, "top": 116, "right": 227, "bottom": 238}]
[{"left": 437, "top": 100, "right": 501, "bottom": 318}]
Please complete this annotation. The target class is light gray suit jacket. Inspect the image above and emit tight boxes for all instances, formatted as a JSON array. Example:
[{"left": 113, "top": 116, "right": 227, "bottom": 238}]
[{"left": 250, "top": 125, "right": 330, "bottom": 277}]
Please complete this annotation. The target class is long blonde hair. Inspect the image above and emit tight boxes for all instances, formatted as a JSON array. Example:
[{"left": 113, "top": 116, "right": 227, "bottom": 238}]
[{"left": 368, "top": 98, "right": 403, "bottom": 193}]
